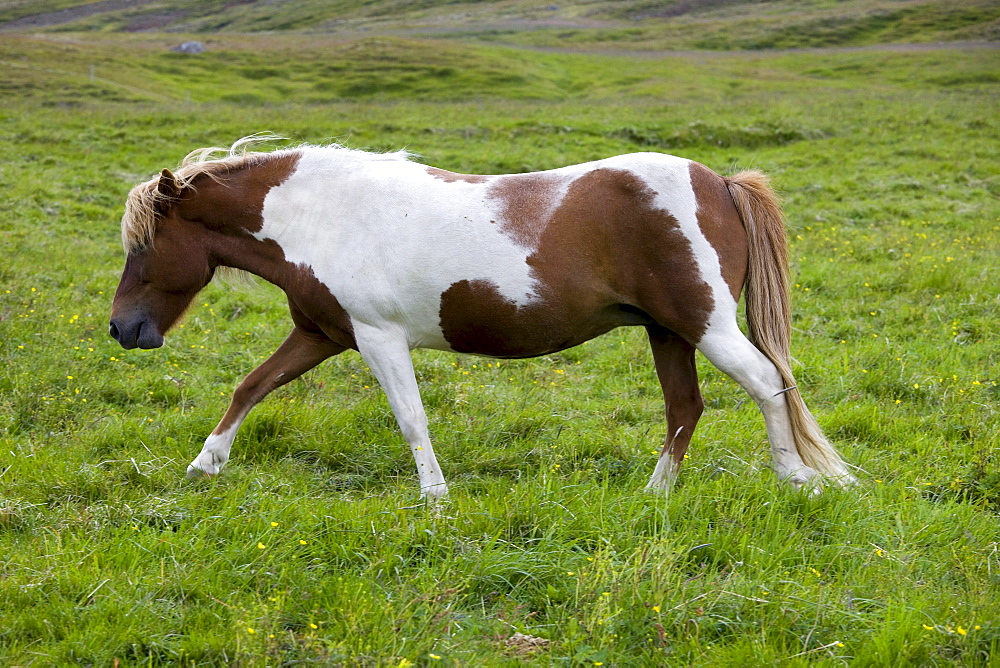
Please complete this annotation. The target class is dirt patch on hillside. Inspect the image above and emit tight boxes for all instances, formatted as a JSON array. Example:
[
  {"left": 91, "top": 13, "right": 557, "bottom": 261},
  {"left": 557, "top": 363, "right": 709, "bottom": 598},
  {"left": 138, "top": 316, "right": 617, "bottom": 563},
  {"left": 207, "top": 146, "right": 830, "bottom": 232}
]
[{"left": 0, "top": 0, "right": 161, "bottom": 32}]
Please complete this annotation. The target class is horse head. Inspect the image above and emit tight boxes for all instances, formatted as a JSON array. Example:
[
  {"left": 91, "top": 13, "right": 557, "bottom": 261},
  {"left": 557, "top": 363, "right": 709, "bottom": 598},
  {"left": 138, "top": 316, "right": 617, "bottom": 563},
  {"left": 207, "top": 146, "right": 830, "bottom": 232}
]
[{"left": 109, "top": 168, "right": 214, "bottom": 349}]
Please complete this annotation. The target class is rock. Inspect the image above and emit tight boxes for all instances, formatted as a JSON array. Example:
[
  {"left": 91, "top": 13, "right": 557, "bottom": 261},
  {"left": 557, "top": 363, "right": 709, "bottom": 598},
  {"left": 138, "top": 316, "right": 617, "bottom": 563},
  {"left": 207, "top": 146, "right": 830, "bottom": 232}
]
[{"left": 171, "top": 41, "right": 205, "bottom": 54}]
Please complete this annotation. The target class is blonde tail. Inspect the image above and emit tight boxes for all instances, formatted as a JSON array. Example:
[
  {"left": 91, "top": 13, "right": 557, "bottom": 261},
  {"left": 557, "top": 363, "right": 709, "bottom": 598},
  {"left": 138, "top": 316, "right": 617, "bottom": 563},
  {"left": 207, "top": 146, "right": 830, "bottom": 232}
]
[{"left": 725, "top": 171, "right": 854, "bottom": 484}]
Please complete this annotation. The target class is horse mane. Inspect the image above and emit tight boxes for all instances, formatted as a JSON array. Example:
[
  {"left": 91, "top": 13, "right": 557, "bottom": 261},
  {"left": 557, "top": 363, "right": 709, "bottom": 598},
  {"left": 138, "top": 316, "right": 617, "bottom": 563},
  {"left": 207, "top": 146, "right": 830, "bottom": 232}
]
[{"left": 120, "top": 134, "right": 413, "bottom": 253}]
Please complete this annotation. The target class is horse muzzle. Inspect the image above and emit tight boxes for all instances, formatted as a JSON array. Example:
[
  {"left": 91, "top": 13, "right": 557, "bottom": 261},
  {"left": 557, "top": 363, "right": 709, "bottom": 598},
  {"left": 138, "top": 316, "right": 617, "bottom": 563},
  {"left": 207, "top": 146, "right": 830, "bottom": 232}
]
[{"left": 109, "top": 317, "right": 164, "bottom": 350}]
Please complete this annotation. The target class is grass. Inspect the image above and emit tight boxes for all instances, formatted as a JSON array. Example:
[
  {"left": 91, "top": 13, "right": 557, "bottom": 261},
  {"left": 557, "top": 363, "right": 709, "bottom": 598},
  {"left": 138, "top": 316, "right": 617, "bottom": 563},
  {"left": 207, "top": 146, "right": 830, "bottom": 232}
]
[{"left": 0, "top": 18, "right": 998, "bottom": 667}]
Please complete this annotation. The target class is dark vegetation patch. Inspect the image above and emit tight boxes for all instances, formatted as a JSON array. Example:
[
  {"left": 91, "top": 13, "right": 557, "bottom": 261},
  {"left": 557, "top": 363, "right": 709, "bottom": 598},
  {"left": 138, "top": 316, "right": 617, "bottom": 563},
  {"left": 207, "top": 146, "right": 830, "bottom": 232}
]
[
  {"left": 612, "top": 120, "right": 827, "bottom": 149},
  {"left": 728, "top": 4, "right": 1000, "bottom": 50},
  {"left": 621, "top": 0, "right": 765, "bottom": 20}
]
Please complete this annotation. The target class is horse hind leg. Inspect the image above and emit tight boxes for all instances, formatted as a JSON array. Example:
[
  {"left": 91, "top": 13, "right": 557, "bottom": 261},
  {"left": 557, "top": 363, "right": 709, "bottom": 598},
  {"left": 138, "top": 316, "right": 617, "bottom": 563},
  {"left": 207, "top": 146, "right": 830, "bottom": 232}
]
[
  {"left": 693, "top": 321, "right": 823, "bottom": 489},
  {"left": 645, "top": 326, "right": 704, "bottom": 491}
]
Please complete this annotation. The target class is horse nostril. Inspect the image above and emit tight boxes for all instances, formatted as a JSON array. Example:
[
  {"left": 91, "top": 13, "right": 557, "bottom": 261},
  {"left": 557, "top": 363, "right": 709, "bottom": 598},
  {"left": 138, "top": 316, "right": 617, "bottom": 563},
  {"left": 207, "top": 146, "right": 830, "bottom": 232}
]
[{"left": 109, "top": 322, "right": 120, "bottom": 340}]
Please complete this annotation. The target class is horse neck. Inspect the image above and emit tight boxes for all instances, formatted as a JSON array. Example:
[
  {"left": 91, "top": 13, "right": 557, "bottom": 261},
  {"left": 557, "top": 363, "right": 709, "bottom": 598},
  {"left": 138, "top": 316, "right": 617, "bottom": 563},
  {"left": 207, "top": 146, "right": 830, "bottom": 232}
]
[{"left": 177, "top": 153, "right": 301, "bottom": 288}]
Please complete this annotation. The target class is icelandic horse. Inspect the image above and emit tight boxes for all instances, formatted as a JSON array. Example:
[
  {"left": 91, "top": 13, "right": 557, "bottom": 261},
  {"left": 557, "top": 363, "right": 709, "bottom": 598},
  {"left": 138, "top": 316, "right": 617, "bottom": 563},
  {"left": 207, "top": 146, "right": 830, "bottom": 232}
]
[{"left": 109, "top": 138, "right": 854, "bottom": 498}]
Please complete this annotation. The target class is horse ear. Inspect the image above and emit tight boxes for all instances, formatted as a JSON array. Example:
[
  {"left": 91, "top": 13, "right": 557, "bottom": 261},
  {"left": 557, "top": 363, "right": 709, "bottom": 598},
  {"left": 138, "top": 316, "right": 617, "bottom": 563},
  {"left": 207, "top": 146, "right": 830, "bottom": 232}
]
[
  {"left": 157, "top": 168, "right": 181, "bottom": 201},
  {"left": 154, "top": 168, "right": 181, "bottom": 216}
]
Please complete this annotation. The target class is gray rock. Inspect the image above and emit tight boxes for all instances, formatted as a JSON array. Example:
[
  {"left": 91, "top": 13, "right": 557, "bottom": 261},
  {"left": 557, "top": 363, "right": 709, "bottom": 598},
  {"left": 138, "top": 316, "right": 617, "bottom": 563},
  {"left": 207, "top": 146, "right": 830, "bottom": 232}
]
[{"left": 171, "top": 41, "right": 205, "bottom": 54}]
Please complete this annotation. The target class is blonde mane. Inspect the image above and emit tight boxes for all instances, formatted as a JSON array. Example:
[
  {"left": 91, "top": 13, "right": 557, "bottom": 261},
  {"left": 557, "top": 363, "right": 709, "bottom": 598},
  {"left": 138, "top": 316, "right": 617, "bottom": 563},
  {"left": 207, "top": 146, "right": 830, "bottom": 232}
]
[{"left": 121, "top": 134, "right": 288, "bottom": 253}]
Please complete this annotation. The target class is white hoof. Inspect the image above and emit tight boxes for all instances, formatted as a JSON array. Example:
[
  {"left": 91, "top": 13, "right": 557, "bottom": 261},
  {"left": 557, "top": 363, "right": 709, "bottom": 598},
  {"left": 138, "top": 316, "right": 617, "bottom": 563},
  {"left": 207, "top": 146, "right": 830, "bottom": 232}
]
[
  {"left": 420, "top": 483, "right": 448, "bottom": 509},
  {"left": 645, "top": 476, "right": 676, "bottom": 494},
  {"left": 186, "top": 451, "right": 226, "bottom": 478},
  {"left": 186, "top": 464, "right": 217, "bottom": 479},
  {"left": 420, "top": 482, "right": 449, "bottom": 501},
  {"left": 782, "top": 466, "right": 822, "bottom": 494},
  {"left": 646, "top": 456, "right": 679, "bottom": 493}
]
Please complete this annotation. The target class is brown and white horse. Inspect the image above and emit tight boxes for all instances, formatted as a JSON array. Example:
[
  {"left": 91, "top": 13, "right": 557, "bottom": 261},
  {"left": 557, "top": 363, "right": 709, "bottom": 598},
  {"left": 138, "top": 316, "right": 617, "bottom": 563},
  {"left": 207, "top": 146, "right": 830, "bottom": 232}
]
[{"left": 109, "top": 137, "right": 854, "bottom": 498}]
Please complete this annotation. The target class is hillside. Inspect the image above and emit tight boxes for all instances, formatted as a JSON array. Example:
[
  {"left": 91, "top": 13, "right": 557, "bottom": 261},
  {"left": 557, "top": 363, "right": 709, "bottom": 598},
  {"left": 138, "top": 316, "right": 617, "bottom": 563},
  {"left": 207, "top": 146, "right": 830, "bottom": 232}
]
[{"left": 1, "top": 0, "right": 998, "bottom": 50}]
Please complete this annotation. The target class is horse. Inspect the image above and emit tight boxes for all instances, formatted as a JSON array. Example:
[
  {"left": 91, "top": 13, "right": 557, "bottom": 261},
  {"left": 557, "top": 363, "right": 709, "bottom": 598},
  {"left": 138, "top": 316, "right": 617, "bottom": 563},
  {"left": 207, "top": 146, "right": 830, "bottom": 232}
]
[{"left": 109, "top": 137, "right": 855, "bottom": 499}]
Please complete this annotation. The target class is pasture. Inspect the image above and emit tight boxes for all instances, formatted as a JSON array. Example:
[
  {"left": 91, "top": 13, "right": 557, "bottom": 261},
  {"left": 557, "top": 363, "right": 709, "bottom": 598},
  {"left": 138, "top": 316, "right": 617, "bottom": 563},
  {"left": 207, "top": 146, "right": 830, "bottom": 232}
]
[{"left": 1, "top": 7, "right": 998, "bottom": 664}]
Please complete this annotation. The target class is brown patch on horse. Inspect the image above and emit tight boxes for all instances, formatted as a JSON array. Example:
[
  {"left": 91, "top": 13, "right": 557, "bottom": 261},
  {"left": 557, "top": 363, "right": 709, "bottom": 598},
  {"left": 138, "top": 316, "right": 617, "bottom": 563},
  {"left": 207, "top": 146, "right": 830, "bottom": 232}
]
[
  {"left": 689, "top": 162, "right": 748, "bottom": 300},
  {"left": 439, "top": 167, "right": 716, "bottom": 355},
  {"left": 425, "top": 166, "right": 489, "bottom": 184},
  {"left": 439, "top": 279, "right": 543, "bottom": 356},
  {"left": 486, "top": 172, "right": 569, "bottom": 248},
  {"left": 174, "top": 152, "right": 301, "bottom": 237},
  {"left": 537, "top": 168, "right": 715, "bottom": 341}
]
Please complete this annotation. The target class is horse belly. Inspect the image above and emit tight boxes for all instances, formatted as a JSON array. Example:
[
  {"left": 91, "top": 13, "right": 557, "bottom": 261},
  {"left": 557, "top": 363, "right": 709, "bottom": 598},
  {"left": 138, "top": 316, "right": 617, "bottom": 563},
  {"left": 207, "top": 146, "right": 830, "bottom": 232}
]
[{"left": 436, "top": 278, "right": 639, "bottom": 358}]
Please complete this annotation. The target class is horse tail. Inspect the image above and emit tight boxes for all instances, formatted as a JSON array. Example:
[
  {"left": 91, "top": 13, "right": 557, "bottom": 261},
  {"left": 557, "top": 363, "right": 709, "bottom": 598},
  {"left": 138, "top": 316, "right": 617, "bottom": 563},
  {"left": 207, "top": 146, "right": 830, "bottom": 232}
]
[{"left": 724, "top": 171, "right": 854, "bottom": 484}]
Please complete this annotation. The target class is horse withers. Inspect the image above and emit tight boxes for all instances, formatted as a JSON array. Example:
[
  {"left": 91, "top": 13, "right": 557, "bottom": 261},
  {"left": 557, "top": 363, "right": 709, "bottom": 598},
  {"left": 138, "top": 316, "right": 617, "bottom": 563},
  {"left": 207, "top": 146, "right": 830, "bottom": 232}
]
[{"left": 109, "top": 138, "right": 854, "bottom": 498}]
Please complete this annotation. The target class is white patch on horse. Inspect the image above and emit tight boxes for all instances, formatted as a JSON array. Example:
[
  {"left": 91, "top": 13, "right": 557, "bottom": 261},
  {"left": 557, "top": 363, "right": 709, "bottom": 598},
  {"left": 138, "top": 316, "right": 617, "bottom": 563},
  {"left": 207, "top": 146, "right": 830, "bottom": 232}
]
[{"left": 255, "top": 148, "right": 575, "bottom": 351}]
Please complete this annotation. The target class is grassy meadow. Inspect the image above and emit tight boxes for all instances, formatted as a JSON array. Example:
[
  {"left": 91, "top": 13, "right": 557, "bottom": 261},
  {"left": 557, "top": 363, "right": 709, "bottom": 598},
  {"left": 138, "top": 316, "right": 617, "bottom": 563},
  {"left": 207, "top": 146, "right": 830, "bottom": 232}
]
[{"left": 1, "top": 11, "right": 999, "bottom": 666}]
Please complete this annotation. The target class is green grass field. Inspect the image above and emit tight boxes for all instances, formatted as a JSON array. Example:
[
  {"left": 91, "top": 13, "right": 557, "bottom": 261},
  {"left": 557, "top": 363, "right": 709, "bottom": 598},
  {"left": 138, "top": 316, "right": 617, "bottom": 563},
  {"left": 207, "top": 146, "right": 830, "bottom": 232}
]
[{"left": 1, "top": 2, "right": 999, "bottom": 664}]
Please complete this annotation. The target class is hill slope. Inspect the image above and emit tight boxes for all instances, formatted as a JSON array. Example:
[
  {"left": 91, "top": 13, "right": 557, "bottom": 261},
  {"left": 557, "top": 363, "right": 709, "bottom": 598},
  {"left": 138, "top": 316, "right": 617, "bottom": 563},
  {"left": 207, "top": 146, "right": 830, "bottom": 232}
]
[{"left": 1, "top": 0, "right": 997, "bottom": 49}]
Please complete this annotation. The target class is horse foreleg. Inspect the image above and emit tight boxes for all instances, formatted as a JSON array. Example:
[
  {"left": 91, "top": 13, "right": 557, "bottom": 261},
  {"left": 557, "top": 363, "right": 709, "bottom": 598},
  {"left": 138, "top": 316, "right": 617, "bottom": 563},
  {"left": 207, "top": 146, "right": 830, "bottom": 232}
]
[
  {"left": 186, "top": 327, "right": 346, "bottom": 478},
  {"left": 352, "top": 323, "right": 448, "bottom": 500},
  {"left": 645, "top": 326, "right": 703, "bottom": 492}
]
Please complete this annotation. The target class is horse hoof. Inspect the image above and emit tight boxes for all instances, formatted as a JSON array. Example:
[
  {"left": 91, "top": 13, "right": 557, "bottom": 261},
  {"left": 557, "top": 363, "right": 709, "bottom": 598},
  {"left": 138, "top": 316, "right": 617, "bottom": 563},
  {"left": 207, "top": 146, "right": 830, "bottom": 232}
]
[
  {"left": 644, "top": 483, "right": 675, "bottom": 497},
  {"left": 832, "top": 472, "right": 859, "bottom": 487},
  {"left": 420, "top": 483, "right": 449, "bottom": 502},
  {"left": 789, "top": 478, "right": 823, "bottom": 496},
  {"left": 644, "top": 473, "right": 678, "bottom": 494},
  {"left": 783, "top": 467, "right": 822, "bottom": 495},
  {"left": 186, "top": 465, "right": 215, "bottom": 479}
]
